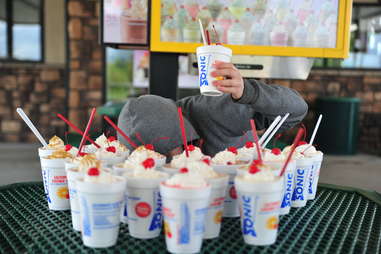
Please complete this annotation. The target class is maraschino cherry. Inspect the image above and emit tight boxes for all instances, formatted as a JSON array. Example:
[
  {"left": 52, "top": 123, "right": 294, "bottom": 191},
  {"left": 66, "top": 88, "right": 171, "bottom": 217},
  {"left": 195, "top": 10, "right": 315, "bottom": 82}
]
[
  {"left": 142, "top": 158, "right": 155, "bottom": 169},
  {"left": 88, "top": 167, "right": 100, "bottom": 176}
]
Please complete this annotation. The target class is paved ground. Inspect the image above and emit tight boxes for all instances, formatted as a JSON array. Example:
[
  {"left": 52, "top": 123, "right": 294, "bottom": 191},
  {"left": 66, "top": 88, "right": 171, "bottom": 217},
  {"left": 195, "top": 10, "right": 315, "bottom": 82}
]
[{"left": 0, "top": 143, "right": 380, "bottom": 192}]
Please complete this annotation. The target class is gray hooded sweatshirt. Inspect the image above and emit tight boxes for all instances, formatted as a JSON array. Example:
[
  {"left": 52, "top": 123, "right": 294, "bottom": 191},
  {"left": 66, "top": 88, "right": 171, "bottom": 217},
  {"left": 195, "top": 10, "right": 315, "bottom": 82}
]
[{"left": 117, "top": 79, "right": 308, "bottom": 156}]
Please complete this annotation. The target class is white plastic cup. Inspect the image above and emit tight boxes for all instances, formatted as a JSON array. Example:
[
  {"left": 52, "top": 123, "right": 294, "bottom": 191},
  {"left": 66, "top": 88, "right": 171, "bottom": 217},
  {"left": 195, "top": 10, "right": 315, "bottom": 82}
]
[
  {"left": 40, "top": 157, "right": 71, "bottom": 211},
  {"left": 196, "top": 45, "right": 232, "bottom": 96},
  {"left": 38, "top": 148, "right": 55, "bottom": 195},
  {"left": 307, "top": 153, "right": 324, "bottom": 200},
  {"left": 212, "top": 164, "right": 240, "bottom": 217},
  {"left": 204, "top": 175, "right": 229, "bottom": 239},
  {"left": 266, "top": 160, "right": 296, "bottom": 215},
  {"left": 66, "top": 164, "right": 84, "bottom": 231},
  {"left": 235, "top": 176, "right": 283, "bottom": 246},
  {"left": 125, "top": 173, "right": 169, "bottom": 239},
  {"left": 77, "top": 176, "right": 126, "bottom": 248},
  {"left": 291, "top": 157, "right": 313, "bottom": 208},
  {"left": 160, "top": 183, "right": 211, "bottom": 254}
]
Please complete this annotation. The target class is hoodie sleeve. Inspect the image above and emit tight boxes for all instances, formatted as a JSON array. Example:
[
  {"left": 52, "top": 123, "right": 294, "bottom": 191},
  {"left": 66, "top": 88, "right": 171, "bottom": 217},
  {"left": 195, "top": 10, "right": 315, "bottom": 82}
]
[
  {"left": 177, "top": 79, "right": 307, "bottom": 138},
  {"left": 235, "top": 78, "right": 308, "bottom": 132}
]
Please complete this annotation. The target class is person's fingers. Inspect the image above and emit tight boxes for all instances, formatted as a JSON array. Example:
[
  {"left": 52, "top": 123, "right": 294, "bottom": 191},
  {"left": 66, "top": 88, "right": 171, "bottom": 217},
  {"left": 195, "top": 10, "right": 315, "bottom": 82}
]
[
  {"left": 211, "top": 69, "right": 239, "bottom": 79},
  {"left": 213, "top": 79, "right": 241, "bottom": 87},
  {"left": 215, "top": 85, "right": 236, "bottom": 94}
]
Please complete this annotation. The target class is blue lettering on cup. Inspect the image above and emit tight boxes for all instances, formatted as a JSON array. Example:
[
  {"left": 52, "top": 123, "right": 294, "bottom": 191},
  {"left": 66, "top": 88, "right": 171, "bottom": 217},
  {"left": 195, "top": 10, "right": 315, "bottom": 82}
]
[
  {"left": 149, "top": 192, "right": 162, "bottom": 231},
  {"left": 308, "top": 166, "right": 314, "bottom": 194},
  {"left": 179, "top": 203, "right": 190, "bottom": 244},
  {"left": 242, "top": 195, "right": 256, "bottom": 237},
  {"left": 81, "top": 196, "right": 91, "bottom": 236},
  {"left": 292, "top": 169, "right": 305, "bottom": 201},
  {"left": 43, "top": 170, "right": 51, "bottom": 203},
  {"left": 199, "top": 55, "right": 210, "bottom": 87},
  {"left": 281, "top": 173, "right": 293, "bottom": 208}
]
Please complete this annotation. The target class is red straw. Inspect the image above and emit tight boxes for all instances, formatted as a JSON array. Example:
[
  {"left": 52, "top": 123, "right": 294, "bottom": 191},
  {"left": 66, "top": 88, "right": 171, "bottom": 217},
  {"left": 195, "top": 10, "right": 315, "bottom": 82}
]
[
  {"left": 56, "top": 113, "right": 100, "bottom": 148},
  {"left": 279, "top": 128, "right": 304, "bottom": 177},
  {"left": 177, "top": 107, "right": 189, "bottom": 157},
  {"left": 77, "top": 108, "right": 97, "bottom": 156},
  {"left": 249, "top": 119, "right": 262, "bottom": 163},
  {"left": 212, "top": 24, "right": 221, "bottom": 45},
  {"left": 206, "top": 30, "right": 211, "bottom": 45},
  {"left": 103, "top": 116, "right": 138, "bottom": 148}
]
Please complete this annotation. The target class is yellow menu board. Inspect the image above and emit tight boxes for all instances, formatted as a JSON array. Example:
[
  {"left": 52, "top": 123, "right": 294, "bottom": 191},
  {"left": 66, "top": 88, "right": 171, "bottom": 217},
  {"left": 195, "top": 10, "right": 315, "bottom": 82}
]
[{"left": 150, "top": 0, "right": 353, "bottom": 58}]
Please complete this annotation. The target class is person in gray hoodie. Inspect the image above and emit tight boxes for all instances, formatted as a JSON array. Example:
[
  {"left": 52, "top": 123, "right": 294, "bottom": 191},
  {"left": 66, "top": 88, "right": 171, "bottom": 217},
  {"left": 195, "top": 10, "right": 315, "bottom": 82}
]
[{"left": 117, "top": 61, "right": 308, "bottom": 157}]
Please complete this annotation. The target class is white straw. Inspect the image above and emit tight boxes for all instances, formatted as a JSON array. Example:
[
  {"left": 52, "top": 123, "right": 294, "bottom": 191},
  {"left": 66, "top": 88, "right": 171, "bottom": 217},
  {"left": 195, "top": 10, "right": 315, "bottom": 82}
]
[
  {"left": 16, "top": 108, "right": 48, "bottom": 147},
  {"left": 262, "top": 113, "right": 290, "bottom": 148},
  {"left": 309, "top": 114, "right": 323, "bottom": 145},
  {"left": 198, "top": 19, "right": 207, "bottom": 45},
  {"left": 258, "top": 116, "right": 281, "bottom": 145}
]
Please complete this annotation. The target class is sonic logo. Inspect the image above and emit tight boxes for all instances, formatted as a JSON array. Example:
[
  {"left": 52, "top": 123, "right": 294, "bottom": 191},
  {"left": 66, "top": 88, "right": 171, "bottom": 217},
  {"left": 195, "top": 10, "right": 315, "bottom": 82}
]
[
  {"left": 292, "top": 169, "right": 305, "bottom": 201},
  {"left": 241, "top": 195, "right": 256, "bottom": 237}
]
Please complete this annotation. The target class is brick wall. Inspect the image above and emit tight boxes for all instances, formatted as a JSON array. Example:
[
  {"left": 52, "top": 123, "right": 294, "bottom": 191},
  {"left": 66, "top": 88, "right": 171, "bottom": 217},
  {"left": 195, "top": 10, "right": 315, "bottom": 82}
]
[
  {"left": 268, "top": 70, "right": 381, "bottom": 155},
  {"left": 67, "top": 0, "right": 104, "bottom": 129},
  {"left": 0, "top": 65, "right": 66, "bottom": 142}
]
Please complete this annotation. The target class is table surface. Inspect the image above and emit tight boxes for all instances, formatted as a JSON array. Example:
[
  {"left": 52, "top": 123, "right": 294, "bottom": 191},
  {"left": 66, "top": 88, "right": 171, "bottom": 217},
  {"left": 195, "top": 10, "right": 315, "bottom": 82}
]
[{"left": 0, "top": 182, "right": 380, "bottom": 254}]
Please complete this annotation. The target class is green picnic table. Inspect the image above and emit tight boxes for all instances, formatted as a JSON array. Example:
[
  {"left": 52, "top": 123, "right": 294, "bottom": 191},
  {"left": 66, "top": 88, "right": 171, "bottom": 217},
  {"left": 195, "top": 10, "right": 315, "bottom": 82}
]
[{"left": 0, "top": 182, "right": 380, "bottom": 253}]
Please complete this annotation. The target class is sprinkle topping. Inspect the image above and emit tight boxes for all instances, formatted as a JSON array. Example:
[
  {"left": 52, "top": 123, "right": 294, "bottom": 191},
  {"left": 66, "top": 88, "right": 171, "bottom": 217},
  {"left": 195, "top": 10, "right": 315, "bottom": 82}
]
[{"left": 88, "top": 167, "right": 100, "bottom": 176}]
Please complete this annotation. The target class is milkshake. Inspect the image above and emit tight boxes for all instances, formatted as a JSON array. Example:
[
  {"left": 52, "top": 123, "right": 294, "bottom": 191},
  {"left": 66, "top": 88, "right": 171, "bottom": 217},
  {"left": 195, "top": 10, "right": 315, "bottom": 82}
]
[
  {"left": 160, "top": 168, "right": 211, "bottom": 253},
  {"left": 235, "top": 162, "right": 283, "bottom": 245}
]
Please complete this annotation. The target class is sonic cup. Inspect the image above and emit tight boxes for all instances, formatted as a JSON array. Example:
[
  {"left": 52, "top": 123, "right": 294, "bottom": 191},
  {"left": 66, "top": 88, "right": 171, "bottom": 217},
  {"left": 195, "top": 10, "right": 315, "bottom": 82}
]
[
  {"left": 77, "top": 176, "right": 126, "bottom": 248},
  {"left": 125, "top": 173, "right": 169, "bottom": 239},
  {"left": 160, "top": 182, "right": 211, "bottom": 253},
  {"left": 212, "top": 165, "right": 240, "bottom": 217},
  {"left": 307, "top": 152, "right": 323, "bottom": 200},
  {"left": 196, "top": 45, "right": 232, "bottom": 96},
  {"left": 40, "top": 156, "right": 70, "bottom": 211},
  {"left": 235, "top": 175, "right": 283, "bottom": 245},
  {"left": 266, "top": 160, "right": 296, "bottom": 215},
  {"left": 204, "top": 175, "right": 229, "bottom": 239},
  {"left": 66, "top": 166, "right": 84, "bottom": 231},
  {"left": 291, "top": 157, "right": 313, "bottom": 207},
  {"left": 38, "top": 148, "right": 55, "bottom": 195}
]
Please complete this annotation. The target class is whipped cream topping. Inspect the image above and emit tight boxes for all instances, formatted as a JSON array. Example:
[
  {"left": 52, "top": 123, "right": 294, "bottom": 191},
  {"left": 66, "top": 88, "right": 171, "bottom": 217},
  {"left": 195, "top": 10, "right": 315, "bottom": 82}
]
[
  {"left": 184, "top": 146, "right": 204, "bottom": 160},
  {"left": 89, "top": 134, "right": 129, "bottom": 154},
  {"left": 212, "top": 150, "right": 237, "bottom": 165},
  {"left": 187, "top": 161, "right": 219, "bottom": 179},
  {"left": 129, "top": 145, "right": 165, "bottom": 163},
  {"left": 126, "top": 168, "right": 167, "bottom": 179},
  {"left": 170, "top": 154, "right": 194, "bottom": 168},
  {"left": 165, "top": 172, "right": 208, "bottom": 188},
  {"left": 263, "top": 150, "right": 286, "bottom": 162},
  {"left": 283, "top": 144, "right": 322, "bottom": 159},
  {"left": 77, "top": 155, "right": 101, "bottom": 173},
  {"left": 84, "top": 169, "right": 114, "bottom": 183},
  {"left": 46, "top": 136, "right": 65, "bottom": 150},
  {"left": 240, "top": 169, "right": 277, "bottom": 182},
  {"left": 237, "top": 143, "right": 257, "bottom": 161}
]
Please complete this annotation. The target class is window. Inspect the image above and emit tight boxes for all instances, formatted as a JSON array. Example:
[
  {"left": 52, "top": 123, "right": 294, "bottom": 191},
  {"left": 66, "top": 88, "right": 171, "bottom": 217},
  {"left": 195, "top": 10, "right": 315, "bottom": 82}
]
[
  {"left": 0, "top": 0, "right": 43, "bottom": 62},
  {"left": 314, "top": 5, "right": 381, "bottom": 69},
  {"left": 106, "top": 47, "right": 148, "bottom": 102}
]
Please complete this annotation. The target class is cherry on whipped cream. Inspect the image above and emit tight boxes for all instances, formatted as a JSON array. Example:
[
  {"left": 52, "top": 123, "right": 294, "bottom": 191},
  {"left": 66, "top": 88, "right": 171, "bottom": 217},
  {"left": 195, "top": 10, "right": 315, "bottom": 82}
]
[
  {"left": 88, "top": 167, "right": 100, "bottom": 176},
  {"left": 65, "top": 144, "right": 73, "bottom": 152},
  {"left": 107, "top": 136, "right": 117, "bottom": 142},
  {"left": 187, "top": 144, "right": 196, "bottom": 152},
  {"left": 106, "top": 146, "right": 116, "bottom": 153},
  {"left": 202, "top": 158, "right": 211, "bottom": 165},
  {"left": 249, "top": 163, "right": 260, "bottom": 174},
  {"left": 142, "top": 158, "right": 155, "bottom": 169},
  {"left": 245, "top": 141, "right": 254, "bottom": 148},
  {"left": 145, "top": 144, "right": 154, "bottom": 150},
  {"left": 271, "top": 148, "right": 281, "bottom": 155},
  {"left": 227, "top": 146, "right": 238, "bottom": 155},
  {"left": 297, "top": 141, "right": 308, "bottom": 146},
  {"left": 179, "top": 167, "right": 189, "bottom": 174}
]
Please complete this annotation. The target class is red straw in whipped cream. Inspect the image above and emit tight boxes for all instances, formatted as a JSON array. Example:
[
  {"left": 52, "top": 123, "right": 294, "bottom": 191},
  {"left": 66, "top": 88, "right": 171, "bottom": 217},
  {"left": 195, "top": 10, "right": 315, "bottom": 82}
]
[
  {"left": 103, "top": 116, "right": 138, "bottom": 148},
  {"left": 56, "top": 113, "right": 100, "bottom": 148},
  {"left": 279, "top": 128, "right": 304, "bottom": 177},
  {"left": 177, "top": 107, "right": 189, "bottom": 157},
  {"left": 77, "top": 108, "right": 97, "bottom": 156},
  {"left": 249, "top": 119, "right": 262, "bottom": 163}
]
